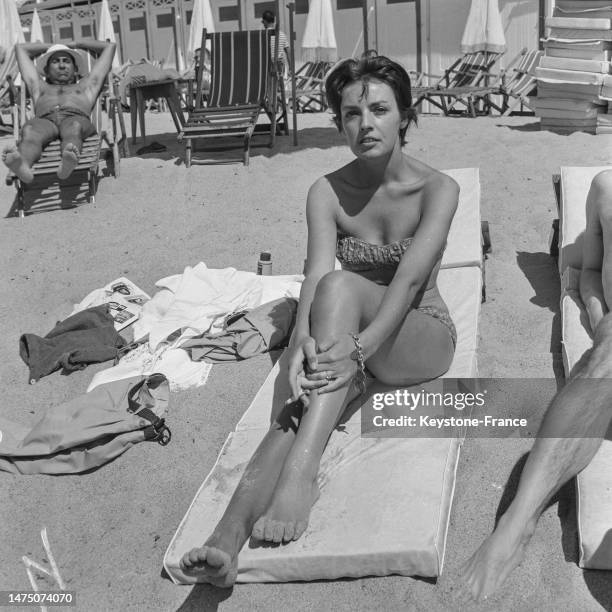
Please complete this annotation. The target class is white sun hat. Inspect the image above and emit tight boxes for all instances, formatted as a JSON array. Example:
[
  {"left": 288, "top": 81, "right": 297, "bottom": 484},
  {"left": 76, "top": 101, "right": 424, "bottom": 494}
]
[{"left": 37, "top": 44, "right": 89, "bottom": 78}]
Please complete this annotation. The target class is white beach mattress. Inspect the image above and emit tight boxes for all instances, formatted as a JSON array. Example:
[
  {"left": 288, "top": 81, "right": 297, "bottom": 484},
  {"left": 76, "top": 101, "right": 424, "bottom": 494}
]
[
  {"left": 559, "top": 166, "right": 612, "bottom": 570},
  {"left": 440, "top": 168, "right": 482, "bottom": 270},
  {"left": 163, "top": 265, "right": 481, "bottom": 583}
]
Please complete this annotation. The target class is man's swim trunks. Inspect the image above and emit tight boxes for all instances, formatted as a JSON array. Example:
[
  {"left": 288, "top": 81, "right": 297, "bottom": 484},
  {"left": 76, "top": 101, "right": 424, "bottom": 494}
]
[{"left": 39, "top": 105, "right": 95, "bottom": 134}]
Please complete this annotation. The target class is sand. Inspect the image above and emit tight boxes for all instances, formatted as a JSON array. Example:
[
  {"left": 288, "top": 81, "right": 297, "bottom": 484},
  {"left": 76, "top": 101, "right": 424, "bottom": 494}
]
[{"left": 1, "top": 111, "right": 612, "bottom": 611}]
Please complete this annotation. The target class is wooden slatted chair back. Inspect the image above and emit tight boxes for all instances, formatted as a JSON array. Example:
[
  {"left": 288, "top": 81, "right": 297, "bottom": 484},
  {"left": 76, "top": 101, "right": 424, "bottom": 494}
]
[
  {"left": 446, "top": 51, "right": 502, "bottom": 88},
  {"left": 505, "top": 49, "right": 543, "bottom": 95}
]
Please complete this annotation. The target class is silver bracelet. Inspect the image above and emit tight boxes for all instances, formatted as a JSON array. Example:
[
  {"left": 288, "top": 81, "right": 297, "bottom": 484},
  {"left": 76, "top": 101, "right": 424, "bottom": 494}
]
[{"left": 350, "top": 333, "right": 367, "bottom": 395}]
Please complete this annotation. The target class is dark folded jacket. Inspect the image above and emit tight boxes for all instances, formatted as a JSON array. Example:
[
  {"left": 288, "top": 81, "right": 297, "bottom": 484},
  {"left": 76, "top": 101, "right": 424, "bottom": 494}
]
[{"left": 20, "top": 304, "right": 127, "bottom": 383}]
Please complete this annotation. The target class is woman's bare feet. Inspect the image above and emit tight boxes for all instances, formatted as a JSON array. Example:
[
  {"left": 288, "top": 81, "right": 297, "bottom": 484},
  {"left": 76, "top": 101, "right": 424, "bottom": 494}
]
[
  {"left": 179, "top": 528, "right": 245, "bottom": 587},
  {"left": 2, "top": 146, "right": 34, "bottom": 183},
  {"left": 251, "top": 464, "right": 320, "bottom": 543},
  {"left": 459, "top": 512, "right": 537, "bottom": 602},
  {"left": 57, "top": 143, "right": 79, "bottom": 179}
]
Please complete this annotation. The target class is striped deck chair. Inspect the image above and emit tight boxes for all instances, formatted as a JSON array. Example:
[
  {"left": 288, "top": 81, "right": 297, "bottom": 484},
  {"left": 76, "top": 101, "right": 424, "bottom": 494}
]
[
  {"left": 0, "top": 51, "right": 20, "bottom": 135},
  {"left": 290, "top": 61, "right": 332, "bottom": 112},
  {"left": 413, "top": 50, "right": 504, "bottom": 117},
  {"left": 487, "top": 48, "right": 543, "bottom": 116},
  {"left": 5, "top": 53, "right": 120, "bottom": 218},
  {"left": 0, "top": 75, "right": 18, "bottom": 135},
  {"left": 179, "top": 29, "right": 278, "bottom": 166}
]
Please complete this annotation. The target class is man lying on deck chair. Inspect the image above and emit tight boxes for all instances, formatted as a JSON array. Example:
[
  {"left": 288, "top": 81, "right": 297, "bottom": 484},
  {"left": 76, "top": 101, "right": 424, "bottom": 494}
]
[
  {"left": 2, "top": 40, "right": 115, "bottom": 183},
  {"left": 460, "top": 169, "right": 612, "bottom": 601}
]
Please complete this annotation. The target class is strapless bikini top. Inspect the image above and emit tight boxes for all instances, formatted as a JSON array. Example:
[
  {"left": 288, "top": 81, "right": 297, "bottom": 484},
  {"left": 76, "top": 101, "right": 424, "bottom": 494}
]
[{"left": 336, "top": 234, "right": 414, "bottom": 272}]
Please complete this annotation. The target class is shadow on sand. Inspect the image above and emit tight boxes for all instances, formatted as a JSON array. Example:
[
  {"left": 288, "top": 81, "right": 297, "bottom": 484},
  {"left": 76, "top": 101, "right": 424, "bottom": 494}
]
[
  {"left": 515, "top": 251, "right": 563, "bottom": 379},
  {"left": 495, "top": 122, "right": 541, "bottom": 133},
  {"left": 173, "top": 572, "right": 436, "bottom": 611},
  {"left": 583, "top": 540, "right": 612, "bottom": 610},
  {"left": 126, "top": 125, "right": 345, "bottom": 166},
  {"left": 175, "top": 582, "right": 234, "bottom": 612}
]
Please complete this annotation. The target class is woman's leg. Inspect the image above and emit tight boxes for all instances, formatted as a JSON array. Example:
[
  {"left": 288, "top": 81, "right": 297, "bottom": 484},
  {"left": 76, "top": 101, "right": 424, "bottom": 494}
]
[
  {"left": 179, "top": 401, "right": 304, "bottom": 586},
  {"left": 252, "top": 271, "right": 455, "bottom": 543},
  {"left": 181, "top": 271, "right": 455, "bottom": 583}
]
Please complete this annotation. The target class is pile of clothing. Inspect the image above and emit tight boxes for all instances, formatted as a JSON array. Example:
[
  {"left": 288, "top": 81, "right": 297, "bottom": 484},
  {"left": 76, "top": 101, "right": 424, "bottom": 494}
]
[{"left": 2, "top": 263, "right": 303, "bottom": 475}]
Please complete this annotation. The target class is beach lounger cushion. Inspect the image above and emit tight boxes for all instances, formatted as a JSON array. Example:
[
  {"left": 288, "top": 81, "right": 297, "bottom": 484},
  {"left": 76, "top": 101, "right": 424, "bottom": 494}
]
[
  {"left": 440, "top": 168, "right": 482, "bottom": 270},
  {"left": 163, "top": 265, "right": 482, "bottom": 583},
  {"left": 558, "top": 166, "right": 612, "bottom": 570}
]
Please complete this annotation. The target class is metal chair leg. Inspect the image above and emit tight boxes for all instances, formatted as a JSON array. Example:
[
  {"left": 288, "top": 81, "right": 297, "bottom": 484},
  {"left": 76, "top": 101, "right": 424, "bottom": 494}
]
[
  {"left": 185, "top": 138, "right": 192, "bottom": 168},
  {"left": 17, "top": 180, "right": 25, "bottom": 218},
  {"left": 88, "top": 171, "right": 96, "bottom": 204}
]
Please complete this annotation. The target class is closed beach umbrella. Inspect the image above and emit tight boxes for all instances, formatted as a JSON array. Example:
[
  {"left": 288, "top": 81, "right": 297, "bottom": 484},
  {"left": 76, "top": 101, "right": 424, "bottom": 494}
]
[
  {"left": 186, "top": 0, "right": 215, "bottom": 66},
  {"left": 301, "top": 0, "right": 337, "bottom": 63},
  {"left": 0, "top": 0, "right": 26, "bottom": 94},
  {"left": 30, "top": 8, "right": 44, "bottom": 43},
  {"left": 461, "top": 0, "right": 506, "bottom": 54},
  {"left": 97, "top": 0, "right": 120, "bottom": 68}
]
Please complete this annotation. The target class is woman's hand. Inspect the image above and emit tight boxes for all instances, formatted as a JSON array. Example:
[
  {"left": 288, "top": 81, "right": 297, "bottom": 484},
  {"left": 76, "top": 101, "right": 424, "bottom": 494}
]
[
  {"left": 287, "top": 336, "right": 325, "bottom": 405},
  {"left": 311, "top": 335, "right": 360, "bottom": 394}
]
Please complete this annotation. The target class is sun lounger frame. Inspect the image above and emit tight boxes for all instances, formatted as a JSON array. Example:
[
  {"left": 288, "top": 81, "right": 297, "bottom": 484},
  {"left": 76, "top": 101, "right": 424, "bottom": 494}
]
[
  {"left": 413, "top": 51, "right": 504, "bottom": 117},
  {"left": 486, "top": 48, "right": 543, "bottom": 116}
]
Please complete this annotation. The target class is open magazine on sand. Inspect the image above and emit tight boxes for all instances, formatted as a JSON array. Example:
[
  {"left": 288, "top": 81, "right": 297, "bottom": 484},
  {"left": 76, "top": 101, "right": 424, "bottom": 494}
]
[{"left": 73, "top": 277, "right": 151, "bottom": 331}]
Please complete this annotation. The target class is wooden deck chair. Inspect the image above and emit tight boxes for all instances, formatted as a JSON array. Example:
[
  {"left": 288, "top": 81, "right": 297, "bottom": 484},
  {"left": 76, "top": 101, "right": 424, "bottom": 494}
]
[
  {"left": 290, "top": 61, "right": 332, "bottom": 112},
  {"left": 179, "top": 29, "right": 282, "bottom": 166},
  {"left": 486, "top": 48, "right": 543, "bottom": 116},
  {"left": 0, "top": 75, "right": 19, "bottom": 135},
  {"left": 0, "top": 52, "right": 21, "bottom": 135},
  {"left": 413, "top": 51, "right": 504, "bottom": 117},
  {"left": 5, "top": 54, "right": 121, "bottom": 218}
]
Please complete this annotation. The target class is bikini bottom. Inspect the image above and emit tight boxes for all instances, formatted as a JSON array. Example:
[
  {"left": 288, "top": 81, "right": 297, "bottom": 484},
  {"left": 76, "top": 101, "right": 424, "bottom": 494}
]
[
  {"left": 415, "top": 304, "right": 457, "bottom": 348},
  {"left": 412, "top": 287, "right": 457, "bottom": 349}
]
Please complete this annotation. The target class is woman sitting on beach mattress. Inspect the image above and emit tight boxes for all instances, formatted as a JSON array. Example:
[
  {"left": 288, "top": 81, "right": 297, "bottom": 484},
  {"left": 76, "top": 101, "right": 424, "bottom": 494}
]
[{"left": 180, "top": 53, "right": 459, "bottom": 587}]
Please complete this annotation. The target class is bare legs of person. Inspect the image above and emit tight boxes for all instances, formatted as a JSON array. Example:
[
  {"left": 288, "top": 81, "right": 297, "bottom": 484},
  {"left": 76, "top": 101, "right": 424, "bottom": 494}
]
[
  {"left": 56, "top": 118, "right": 92, "bottom": 179},
  {"left": 180, "top": 271, "right": 455, "bottom": 586},
  {"left": 593, "top": 171, "right": 612, "bottom": 311},
  {"left": 2, "top": 116, "right": 93, "bottom": 182},
  {"left": 180, "top": 400, "right": 306, "bottom": 587},
  {"left": 460, "top": 313, "right": 612, "bottom": 602},
  {"left": 2, "top": 118, "right": 57, "bottom": 183}
]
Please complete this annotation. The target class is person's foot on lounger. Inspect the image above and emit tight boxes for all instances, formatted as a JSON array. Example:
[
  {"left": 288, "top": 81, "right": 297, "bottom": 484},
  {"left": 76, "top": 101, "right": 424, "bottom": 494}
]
[
  {"left": 251, "top": 463, "right": 320, "bottom": 543},
  {"left": 179, "top": 530, "right": 243, "bottom": 587},
  {"left": 57, "top": 142, "right": 79, "bottom": 179},
  {"left": 2, "top": 145, "right": 34, "bottom": 183},
  {"left": 459, "top": 512, "right": 537, "bottom": 602}
]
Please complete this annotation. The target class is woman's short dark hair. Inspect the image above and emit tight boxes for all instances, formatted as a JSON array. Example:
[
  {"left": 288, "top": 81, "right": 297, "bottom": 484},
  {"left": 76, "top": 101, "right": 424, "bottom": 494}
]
[{"left": 325, "top": 53, "right": 417, "bottom": 146}]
